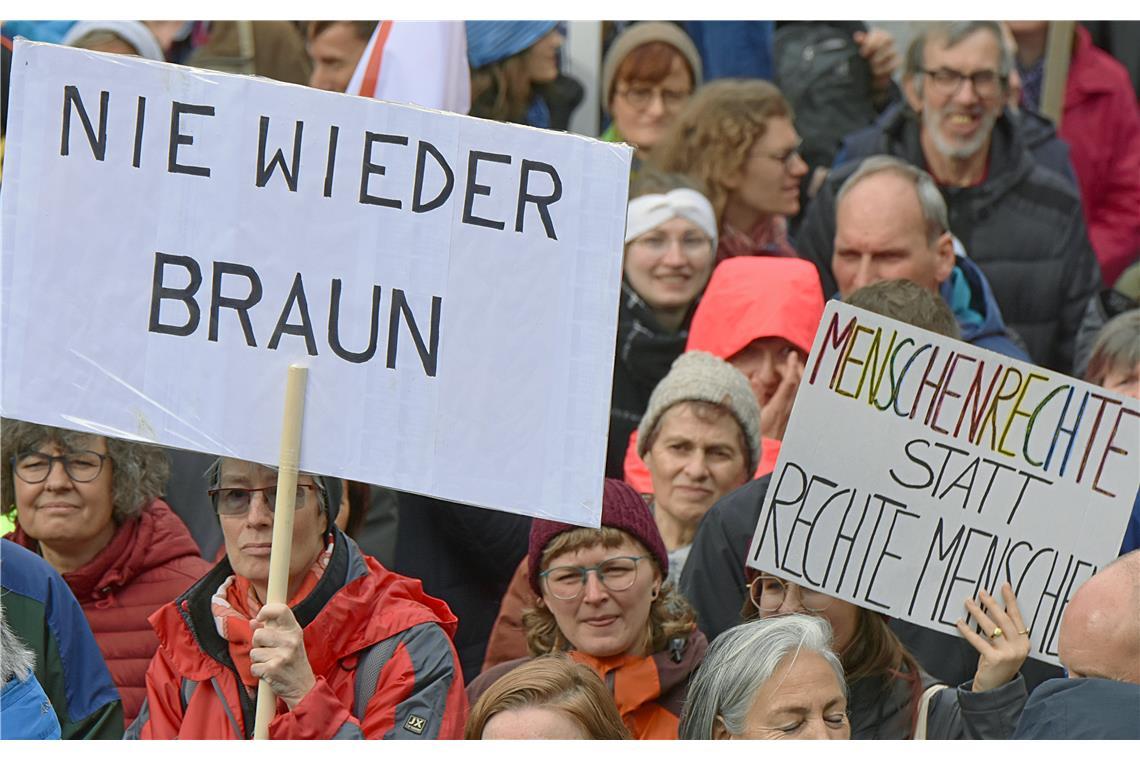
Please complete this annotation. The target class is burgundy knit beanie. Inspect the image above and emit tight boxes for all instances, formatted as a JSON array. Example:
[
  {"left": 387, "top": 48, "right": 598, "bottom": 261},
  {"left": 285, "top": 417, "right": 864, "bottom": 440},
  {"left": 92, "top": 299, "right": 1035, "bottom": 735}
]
[{"left": 528, "top": 478, "right": 669, "bottom": 596}]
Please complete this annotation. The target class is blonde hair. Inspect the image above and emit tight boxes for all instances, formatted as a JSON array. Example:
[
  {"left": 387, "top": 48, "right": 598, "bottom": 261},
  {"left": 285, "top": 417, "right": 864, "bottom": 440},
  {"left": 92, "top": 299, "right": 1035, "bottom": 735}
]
[
  {"left": 523, "top": 526, "right": 696, "bottom": 656},
  {"left": 655, "top": 79, "right": 792, "bottom": 224},
  {"left": 466, "top": 654, "right": 632, "bottom": 739}
]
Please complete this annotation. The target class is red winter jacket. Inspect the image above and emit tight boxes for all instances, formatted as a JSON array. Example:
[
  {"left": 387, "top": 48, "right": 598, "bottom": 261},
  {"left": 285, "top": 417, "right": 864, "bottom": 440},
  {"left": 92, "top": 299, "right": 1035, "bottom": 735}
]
[
  {"left": 7, "top": 500, "right": 210, "bottom": 725},
  {"left": 133, "top": 531, "right": 467, "bottom": 739},
  {"left": 1060, "top": 25, "right": 1140, "bottom": 286}
]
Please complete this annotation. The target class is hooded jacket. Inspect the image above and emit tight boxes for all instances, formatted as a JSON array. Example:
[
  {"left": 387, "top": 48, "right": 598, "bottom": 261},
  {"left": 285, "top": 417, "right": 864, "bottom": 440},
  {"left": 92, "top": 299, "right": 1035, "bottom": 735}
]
[
  {"left": 7, "top": 500, "right": 211, "bottom": 725},
  {"left": 1057, "top": 25, "right": 1140, "bottom": 286},
  {"left": 131, "top": 529, "right": 467, "bottom": 739},
  {"left": 469, "top": 629, "right": 708, "bottom": 740},
  {"left": 623, "top": 257, "right": 824, "bottom": 491},
  {"left": 800, "top": 105, "right": 1102, "bottom": 372}
]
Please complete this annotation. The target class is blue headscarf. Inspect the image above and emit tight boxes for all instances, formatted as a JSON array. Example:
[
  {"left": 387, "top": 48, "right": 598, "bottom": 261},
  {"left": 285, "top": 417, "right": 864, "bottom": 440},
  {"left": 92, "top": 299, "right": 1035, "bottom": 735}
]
[{"left": 465, "top": 21, "right": 557, "bottom": 69}]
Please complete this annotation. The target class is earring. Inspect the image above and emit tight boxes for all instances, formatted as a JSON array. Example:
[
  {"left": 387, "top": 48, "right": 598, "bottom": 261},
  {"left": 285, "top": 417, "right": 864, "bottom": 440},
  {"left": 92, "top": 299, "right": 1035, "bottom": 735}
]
[{"left": 651, "top": 587, "right": 659, "bottom": 599}]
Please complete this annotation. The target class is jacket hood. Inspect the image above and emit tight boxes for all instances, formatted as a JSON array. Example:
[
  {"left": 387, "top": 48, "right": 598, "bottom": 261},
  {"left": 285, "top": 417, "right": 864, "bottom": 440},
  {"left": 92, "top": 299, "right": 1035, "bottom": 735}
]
[
  {"left": 8, "top": 499, "right": 201, "bottom": 601},
  {"left": 1014, "top": 677, "right": 1140, "bottom": 739},
  {"left": 939, "top": 253, "right": 1012, "bottom": 346},
  {"left": 150, "top": 528, "right": 458, "bottom": 682},
  {"left": 687, "top": 257, "right": 825, "bottom": 360}
]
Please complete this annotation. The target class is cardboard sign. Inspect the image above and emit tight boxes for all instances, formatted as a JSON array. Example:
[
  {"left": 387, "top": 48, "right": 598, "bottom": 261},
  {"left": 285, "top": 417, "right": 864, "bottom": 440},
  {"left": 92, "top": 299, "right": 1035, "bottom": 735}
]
[
  {"left": 1, "top": 41, "right": 633, "bottom": 526},
  {"left": 747, "top": 301, "right": 1139, "bottom": 665}
]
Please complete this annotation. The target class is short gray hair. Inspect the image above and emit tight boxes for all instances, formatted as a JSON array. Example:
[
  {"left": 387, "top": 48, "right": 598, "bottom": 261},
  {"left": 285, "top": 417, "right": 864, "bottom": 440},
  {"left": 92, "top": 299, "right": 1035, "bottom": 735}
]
[
  {"left": 906, "top": 21, "right": 1013, "bottom": 99},
  {"left": 1085, "top": 311, "right": 1140, "bottom": 387},
  {"left": 836, "top": 155, "right": 949, "bottom": 247},
  {"left": 1, "top": 602, "right": 35, "bottom": 684},
  {"left": 679, "top": 614, "right": 846, "bottom": 740}
]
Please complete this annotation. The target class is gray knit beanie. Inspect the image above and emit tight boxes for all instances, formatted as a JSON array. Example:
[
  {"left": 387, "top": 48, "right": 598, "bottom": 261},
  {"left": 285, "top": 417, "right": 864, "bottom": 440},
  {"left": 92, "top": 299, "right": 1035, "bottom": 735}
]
[
  {"left": 601, "top": 21, "right": 703, "bottom": 113},
  {"left": 637, "top": 351, "right": 761, "bottom": 473}
]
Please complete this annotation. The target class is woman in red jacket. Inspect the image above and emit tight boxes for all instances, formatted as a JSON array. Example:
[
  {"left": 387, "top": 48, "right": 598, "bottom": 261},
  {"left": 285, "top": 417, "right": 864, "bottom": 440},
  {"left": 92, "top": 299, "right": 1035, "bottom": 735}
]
[{"left": 2, "top": 420, "right": 211, "bottom": 725}]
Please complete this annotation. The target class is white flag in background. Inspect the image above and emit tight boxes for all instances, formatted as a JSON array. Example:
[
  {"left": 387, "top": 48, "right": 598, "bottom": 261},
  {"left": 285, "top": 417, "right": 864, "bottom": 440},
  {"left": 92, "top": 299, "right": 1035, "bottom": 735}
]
[{"left": 346, "top": 20, "right": 470, "bottom": 114}]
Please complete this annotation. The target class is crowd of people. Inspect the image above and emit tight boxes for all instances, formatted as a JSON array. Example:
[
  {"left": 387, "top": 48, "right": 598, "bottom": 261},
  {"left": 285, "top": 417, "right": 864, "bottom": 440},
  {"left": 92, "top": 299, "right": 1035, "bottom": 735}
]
[{"left": 1, "top": 19, "right": 1138, "bottom": 741}]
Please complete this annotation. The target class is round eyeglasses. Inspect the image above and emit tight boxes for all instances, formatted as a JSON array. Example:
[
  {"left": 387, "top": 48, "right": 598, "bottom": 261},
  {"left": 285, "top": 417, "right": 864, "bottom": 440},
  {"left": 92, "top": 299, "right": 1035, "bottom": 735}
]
[
  {"left": 12, "top": 451, "right": 108, "bottom": 484},
  {"left": 539, "top": 555, "right": 650, "bottom": 600},
  {"left": 748, "top": 575, "right": 833, "bottom": 613}
]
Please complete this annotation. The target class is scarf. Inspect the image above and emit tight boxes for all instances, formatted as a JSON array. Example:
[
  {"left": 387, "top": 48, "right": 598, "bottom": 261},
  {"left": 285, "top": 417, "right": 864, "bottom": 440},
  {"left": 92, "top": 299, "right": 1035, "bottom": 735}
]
[
  {"left": 569, "top": 650, "right": 662, "bottom": 726},
  {"left": 716, "top": 216, "right": 796, "bottom": 262},
  {"left": 614, "top": 282, "right": 691, "bottom": 407},
  {"left": 211, "top": 539, "right": 333, "bottom": 690}
]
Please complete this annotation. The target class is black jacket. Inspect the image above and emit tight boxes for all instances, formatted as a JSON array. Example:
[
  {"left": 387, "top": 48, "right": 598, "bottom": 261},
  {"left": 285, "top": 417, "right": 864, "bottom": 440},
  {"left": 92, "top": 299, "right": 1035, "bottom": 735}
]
[
  {"left": 798, "top": 106, "right": 1102, "bottom": 372},
  {"left": 679, "top": 477, "right": 1064, "bottom": 693}
]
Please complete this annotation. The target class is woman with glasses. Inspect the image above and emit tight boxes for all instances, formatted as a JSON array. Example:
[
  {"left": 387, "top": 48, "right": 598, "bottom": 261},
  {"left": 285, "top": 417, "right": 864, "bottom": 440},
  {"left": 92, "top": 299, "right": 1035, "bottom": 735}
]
[
  {"left": 129, "top": 456, "right": 468, "bottom": 739},
  {"left": 1, "top": 420, "right": 210, "bottom": 726},
  {"left": 469, "top": 479, "right": 706, "bottom": 739},
  {"left": 739, "top": 568, "right": 1031, "bottom": 739},
  {"left": 680, "top": 615, "right": 850, "bottom": 740},
  {"left": 600, "top": 22, "right": 702, "bottom": 164},
  {"left": 656, "top": 79, "right": 808, "bottom": 262}
]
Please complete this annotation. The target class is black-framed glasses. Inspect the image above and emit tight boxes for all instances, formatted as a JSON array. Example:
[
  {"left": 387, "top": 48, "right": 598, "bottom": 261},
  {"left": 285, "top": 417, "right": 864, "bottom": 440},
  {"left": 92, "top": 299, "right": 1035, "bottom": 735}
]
[
  {"left": 539, "top": 555, "right": 651, "bottom": 600},
  {"left": 759, "top": 138, "right": 805, "bottom": 171},
  {"left": 11, "top": 451, "right": 108, "bottom": 484},
  {"left": 616, "top": 84, "right": 692, "bottom": 111},
  {"left": 208, "top": 484, "right": 318, "bottom": 517},
  {"left": 748, "top": 575, "right": 833, "bottom": 613},
  {"left": 922, "top": 67, "right": 1003, "bottom": 98}
]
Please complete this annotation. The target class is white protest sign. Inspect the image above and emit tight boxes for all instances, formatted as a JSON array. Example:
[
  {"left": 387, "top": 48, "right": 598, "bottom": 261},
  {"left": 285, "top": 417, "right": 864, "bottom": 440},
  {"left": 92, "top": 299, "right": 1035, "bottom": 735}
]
[
  {"left": 1, "top": 41, "right": 633, "bottom": 527},
  {"left": 747, "top": 301, "right": 1139, "bottom": 665}
]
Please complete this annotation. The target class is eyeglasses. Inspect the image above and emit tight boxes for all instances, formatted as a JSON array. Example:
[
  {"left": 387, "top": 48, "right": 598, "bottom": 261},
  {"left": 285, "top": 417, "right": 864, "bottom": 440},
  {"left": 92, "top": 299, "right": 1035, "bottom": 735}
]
[
  {"left": 11, "top": 451, "right": 108, "bottom": 484},
  {"left": 630, "top": 231, "right": 713, "bottom": 255},
  {"left": 758, "top": 138, "right": 805, "bottom": 171},
  {"left": 748, "top": 575, "right": 833, "bottom": 613},
  {"left": 922, "top": 67, "right": 1004, "bottom": 98},
  {"left": 615, "top": 84, "right": 691, "bottom": 112},
  {"left": 208, "top": 484, "right": 319, "bottom": 517},
  {"left": 539, "top": 555, "right": 651, "bottom": 600}
]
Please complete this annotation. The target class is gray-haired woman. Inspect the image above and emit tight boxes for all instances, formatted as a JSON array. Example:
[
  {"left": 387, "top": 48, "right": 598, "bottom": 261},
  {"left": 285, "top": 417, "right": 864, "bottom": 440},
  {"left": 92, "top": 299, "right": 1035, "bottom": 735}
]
[{"left": 680, "top": 615, "right": 849, "bottom": 740}]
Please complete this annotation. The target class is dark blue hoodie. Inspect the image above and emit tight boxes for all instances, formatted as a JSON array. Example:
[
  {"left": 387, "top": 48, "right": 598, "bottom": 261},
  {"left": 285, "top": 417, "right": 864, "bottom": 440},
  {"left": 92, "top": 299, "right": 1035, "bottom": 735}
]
[
  {"left": 942, "top": 253, "right": 1031, "bottom": 361},
  {"left": 1013, "top": 678, "right": 1140, "bottom": 739}
]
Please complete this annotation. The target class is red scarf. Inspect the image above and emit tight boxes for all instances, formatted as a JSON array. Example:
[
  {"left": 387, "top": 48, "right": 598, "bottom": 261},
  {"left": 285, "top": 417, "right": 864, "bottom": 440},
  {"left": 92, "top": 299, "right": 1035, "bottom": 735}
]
[
  {"left": 211, "top": 540, "right": 333, "bottom": 689},
  {"left": 716, "top": 216, "right": 796, "bottom": 262}
]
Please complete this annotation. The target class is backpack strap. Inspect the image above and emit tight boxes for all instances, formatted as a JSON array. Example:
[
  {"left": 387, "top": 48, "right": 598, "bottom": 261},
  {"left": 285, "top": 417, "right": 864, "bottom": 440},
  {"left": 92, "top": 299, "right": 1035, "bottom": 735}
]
[
  {"left": 913, "top": 683, "right": 949, "bottom": 740},
  {"left": 352, "top": 634, "right": 402, "bottom": 720}
]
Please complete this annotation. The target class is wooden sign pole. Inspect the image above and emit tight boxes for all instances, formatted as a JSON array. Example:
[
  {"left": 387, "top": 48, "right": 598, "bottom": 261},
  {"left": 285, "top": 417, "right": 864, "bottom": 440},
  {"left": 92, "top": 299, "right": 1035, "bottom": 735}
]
[
  {"left": 252, "top": 364, "right": 309, "bottom": 740},
  {"left": 1040, "top": 21, "right": 1075, "bottom": 128}
]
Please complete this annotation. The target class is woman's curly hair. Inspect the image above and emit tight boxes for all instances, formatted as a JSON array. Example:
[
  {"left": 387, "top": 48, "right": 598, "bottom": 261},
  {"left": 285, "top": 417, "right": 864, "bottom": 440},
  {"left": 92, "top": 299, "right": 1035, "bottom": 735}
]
[
  {"left": 654, "top": 79, "right": 793, "bottom": 224},
  {"left": 523, "top": 526, "right": 696, "bottom": 657},
  {"left": 2, "top": 420, "right": 169, "bottom": 525}
]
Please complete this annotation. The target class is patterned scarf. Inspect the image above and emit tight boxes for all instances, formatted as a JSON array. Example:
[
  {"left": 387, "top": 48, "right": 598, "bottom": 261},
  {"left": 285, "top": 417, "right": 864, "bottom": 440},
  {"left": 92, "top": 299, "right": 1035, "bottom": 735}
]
[
  {"left": 211, "top": 539, "right": 333, "bottom": 689},
  {"left": 716, "top": 216, "right": 797, "bottom": 262}
]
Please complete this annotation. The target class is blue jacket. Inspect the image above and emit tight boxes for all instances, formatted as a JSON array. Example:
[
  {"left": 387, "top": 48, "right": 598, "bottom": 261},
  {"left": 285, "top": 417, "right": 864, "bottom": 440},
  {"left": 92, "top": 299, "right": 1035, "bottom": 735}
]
[
  {"left": 0, "top": 672, "right": 61, "bottom": 739},
  {"left": 1121, "top": 491, "right": 1140, "bottom": 555},
  {"left": 942, "top": 253, "right": 1031, "bottom": 360},
  {"left": 1014, "top": 678, "right": 1140, "bottom": 739},
  {"left": 0, "top": 539, "right": 123, "bottom": 738}
]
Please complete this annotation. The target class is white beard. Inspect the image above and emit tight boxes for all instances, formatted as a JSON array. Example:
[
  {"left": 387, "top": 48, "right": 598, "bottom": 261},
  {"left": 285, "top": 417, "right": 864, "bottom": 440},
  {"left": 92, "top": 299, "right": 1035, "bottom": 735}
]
[{"left": 923, "top": 106, "right": 997, "bottom": 160}]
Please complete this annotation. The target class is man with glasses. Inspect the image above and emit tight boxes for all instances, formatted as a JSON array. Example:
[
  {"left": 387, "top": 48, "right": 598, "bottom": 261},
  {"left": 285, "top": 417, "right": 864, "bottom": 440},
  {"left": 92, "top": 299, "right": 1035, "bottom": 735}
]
[
  {"left": 130, "top": 456, "right": 468, "bottom": 739},
  {"left": 795, "top": 21, "right": 1101, "bottom": 374}
]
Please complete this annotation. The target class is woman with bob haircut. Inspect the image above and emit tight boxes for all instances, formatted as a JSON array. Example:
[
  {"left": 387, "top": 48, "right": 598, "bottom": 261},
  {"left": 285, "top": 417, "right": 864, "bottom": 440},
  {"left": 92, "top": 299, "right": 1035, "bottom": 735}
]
[
  {"left": 2, "top": 421, "right": 210, "bottom": 725},
  {"left": 469, "top": 479, "right": 706, "bottom": 739},
  {"left": 466, "top": 21, "right": 566, "bottom": 128},
  {"left": 655, "top": 79, "right": 808, "bottom": 262},
  {"left": 740, "top": 567, "right": 1031, "bottom": 739},
  {"left": 466, "top": 653, "right": 630, "bottom": 739},
  {"left": 680, "top": 615, "right": 849, "bottom": 740}
]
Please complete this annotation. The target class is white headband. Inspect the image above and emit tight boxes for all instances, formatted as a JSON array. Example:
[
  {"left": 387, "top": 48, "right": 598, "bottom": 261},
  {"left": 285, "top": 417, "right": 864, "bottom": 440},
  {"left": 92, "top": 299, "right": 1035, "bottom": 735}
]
[{"left": 626, "top": 189, "right": 719, "bottom": 250}]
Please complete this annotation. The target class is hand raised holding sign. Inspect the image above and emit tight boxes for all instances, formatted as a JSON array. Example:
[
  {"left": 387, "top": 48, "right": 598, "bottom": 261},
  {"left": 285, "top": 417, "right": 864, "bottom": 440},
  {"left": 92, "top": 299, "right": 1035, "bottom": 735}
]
[
  {"left": 250, "top": 603, "right": 317, "bottom": 709},
  {"left": 956, "top": 582, "right": 1031, "bottom": 693}
]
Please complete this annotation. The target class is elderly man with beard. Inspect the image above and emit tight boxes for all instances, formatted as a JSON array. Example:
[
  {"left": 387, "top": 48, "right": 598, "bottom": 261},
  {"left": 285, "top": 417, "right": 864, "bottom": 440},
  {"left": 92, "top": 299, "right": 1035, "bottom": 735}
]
[{"left": 796, "top": 21, "right": 1101, "bottom": 374}]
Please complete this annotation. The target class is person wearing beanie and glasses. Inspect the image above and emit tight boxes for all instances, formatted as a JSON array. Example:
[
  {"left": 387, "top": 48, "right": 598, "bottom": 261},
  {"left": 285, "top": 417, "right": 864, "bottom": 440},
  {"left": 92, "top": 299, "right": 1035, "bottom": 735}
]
[
  {"left": 635, "top": 351, "right": 759, "bottom": 580},
  {"left": 607, "top": 169, "right": 719, "bottom": 480},
  {"left": 469, "top": 479, "right": 706, "bottom": 739},
  {"left": 466, "top": 21, "right": 568, "bottom": 128},
  {"left": 128, "top": 457, "right": 467, "bottom": 739},
  {"left": 600, "top": 22, "right": 702, "bottom": 163}
]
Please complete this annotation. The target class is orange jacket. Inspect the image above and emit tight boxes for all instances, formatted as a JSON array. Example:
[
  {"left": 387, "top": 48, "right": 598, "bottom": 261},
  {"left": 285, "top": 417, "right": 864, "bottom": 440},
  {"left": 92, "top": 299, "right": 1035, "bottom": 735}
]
[{"left": 134, "top": 532, "right": 467, "bottom": 739}]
